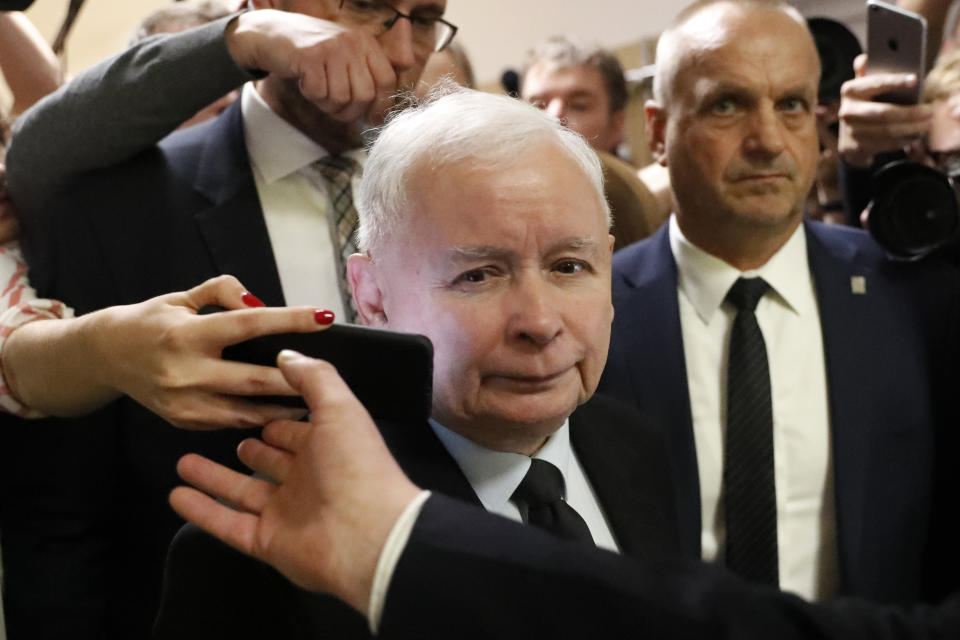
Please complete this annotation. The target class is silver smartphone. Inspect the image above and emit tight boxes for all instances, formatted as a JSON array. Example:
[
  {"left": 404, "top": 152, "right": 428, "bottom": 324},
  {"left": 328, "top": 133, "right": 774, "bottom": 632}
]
[{"left": 866, "top": 0, "right": 927, "bottom": 104}]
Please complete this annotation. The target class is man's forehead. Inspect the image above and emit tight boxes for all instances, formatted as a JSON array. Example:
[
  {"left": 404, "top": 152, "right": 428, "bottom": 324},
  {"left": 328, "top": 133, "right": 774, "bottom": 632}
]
[
  {"left": 525, "top": 64, "right": 606, "bottom": 94},
  {"left": 670, "top": 9, "right": 819, "bottom": 98}
]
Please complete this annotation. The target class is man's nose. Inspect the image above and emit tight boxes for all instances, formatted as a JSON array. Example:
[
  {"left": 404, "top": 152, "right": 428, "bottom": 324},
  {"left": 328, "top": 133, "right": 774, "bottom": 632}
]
[
  {"left": 544, "top": 98, "right": 567, "bottom": 121},
  {"left": 507, "top": 276, "right": 563, "bottom": 347},
  {"left": 743, "top": 105, "right": 786, "bottom": 159},
  {"left": 378, "top": 16, "right": 417, "bottom": 72}
]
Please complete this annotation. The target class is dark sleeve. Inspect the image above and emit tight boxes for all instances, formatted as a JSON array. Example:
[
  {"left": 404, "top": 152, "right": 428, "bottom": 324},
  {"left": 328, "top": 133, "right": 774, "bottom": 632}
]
[
  {"left": 5, "top": 14, "right": 255, "bottom": 218},
  {"left": 153, "top": 523, "right": 372, "bottom": 640},
  {"left": 380, "top": 494, "right": 960, "bottom": 640},
  {"left": 152, "top": 523, "right": 298, "bottom": 640}
]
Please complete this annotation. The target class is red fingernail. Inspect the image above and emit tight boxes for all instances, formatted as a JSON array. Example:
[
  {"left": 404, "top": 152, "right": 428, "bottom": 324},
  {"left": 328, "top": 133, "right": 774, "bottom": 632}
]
[
  {"left": 314, "top": 309, "right": 335, "bottom": 325},
  {"left": 242, "top": 292, "right": 265, "bottom": 307}
]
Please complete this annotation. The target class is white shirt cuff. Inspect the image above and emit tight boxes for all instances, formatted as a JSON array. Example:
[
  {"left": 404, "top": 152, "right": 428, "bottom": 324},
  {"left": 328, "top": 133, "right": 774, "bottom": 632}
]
[{"left": 367, "top": 490, "right": 432, "bottom": 635}]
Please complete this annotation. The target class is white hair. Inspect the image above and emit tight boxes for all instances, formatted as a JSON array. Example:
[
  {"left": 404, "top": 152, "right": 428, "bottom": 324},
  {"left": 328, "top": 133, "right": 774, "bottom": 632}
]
[{"left": 357, "top": 85, "right": 610, "bottom": 254}]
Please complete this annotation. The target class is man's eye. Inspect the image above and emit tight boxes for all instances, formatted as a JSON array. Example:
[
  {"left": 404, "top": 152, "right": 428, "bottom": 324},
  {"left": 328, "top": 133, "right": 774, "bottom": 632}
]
[
  {"left": 347, "top": 0, "right": 380, "bottom": 10},
  {"left": 410, "top": 14, "right": 438, "bottom": 28},
  {"left": 711, "top": 98, "right": 737, "bottom": 115},
  {"left": 780, "top": 96, "right": 808, "bottom": 113},
  {"left": 453, "top": 269, "right": 489, "bottom": 285},
  {"left": 554, "top": 260, "right": 588, "bottom": 275},
  {"left": 569, "top": 102, "right": 593, "bottom": 113}
]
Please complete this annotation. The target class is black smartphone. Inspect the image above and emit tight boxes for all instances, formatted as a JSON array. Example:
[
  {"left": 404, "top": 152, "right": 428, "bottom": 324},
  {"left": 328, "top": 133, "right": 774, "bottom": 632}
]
[
  {"left": 866, "top": 0, "right": 927, "bottom": 104},
  {"left": 200, "top": 306, "right": 434, "bottom": 423}
]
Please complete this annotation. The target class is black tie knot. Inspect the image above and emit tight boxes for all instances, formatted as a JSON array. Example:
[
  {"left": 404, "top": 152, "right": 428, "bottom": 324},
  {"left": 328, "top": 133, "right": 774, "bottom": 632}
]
[
  {"left": 511, "top": 459, "right": 594, "bottom": 543},
  {"left": 726, "top": 277, "right": 770, "bottom": 312},
  {"left": 513, "top": 459, "right": 564, "bottom": 506}
]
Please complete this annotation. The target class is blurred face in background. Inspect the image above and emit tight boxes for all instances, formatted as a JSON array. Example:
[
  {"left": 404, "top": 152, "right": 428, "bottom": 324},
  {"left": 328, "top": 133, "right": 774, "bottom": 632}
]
[{"left": 523, "top": 63, "right": 625, "bottom": 153}]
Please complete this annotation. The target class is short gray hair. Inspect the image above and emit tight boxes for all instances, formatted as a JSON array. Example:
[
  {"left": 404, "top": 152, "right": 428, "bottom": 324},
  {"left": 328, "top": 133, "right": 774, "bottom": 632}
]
[{"left": 357, "top": 85, "right": 610, "bottom": 254}]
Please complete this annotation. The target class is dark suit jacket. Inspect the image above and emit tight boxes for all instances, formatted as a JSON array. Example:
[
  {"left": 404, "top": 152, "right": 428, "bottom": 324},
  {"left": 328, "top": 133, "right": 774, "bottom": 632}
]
[
  {"left": 152, "top": 394, "right": 682, "bottom": 639},
  {"left": 597, "top": 220, "right": 960, "bottom": 604},
  {"left": 0, "top": 101, "right": 286, "bottom": 639},
  {"left": 379, "top": 493, "right": 960, "bottom": 640}
]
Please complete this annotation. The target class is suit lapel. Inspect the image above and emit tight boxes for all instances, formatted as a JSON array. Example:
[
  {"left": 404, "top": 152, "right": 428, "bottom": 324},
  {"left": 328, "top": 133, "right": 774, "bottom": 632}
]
[
  {"left": 191, "top": 101, "right": 286, "bottom": 306},
  {"left": 569, "top": 395, "right": 682, "bottom": 560},
  {"left": 805, "top": 222, "right": 874, "bottom": 593},
  {"left": 607, "top": 226, "right": 701, "bottom": 556}
]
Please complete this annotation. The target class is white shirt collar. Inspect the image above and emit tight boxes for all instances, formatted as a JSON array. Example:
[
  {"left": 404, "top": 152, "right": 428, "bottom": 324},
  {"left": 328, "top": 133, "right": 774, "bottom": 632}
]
[
  {"left": 429, "top": 419, "right": 572, "bottom": 514},
  {"left": 241, "top": 83, "right": 331, "bottom": 184},
  {"left": 668, "top": 214, "right": 812, "bottom": 324}
]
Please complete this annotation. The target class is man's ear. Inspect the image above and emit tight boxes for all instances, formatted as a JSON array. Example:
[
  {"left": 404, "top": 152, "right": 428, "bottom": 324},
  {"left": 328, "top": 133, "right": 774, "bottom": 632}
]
[
  {"left": 347, "top": 254, "right": 388, "bottom": 327},
  {"left": 645, "top": 100, "right": 668, "bottom": 167}
]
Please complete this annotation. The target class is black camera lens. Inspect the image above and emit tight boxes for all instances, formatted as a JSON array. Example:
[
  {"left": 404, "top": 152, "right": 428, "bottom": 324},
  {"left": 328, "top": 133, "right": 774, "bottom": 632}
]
[{"left": 869, "top": 161, "right": 960, "bottom": 259}]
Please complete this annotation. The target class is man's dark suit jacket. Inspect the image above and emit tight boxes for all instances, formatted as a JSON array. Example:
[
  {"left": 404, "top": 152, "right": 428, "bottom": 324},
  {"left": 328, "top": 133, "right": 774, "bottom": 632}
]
[
  {"left": 378, "top": 493, "right": 960, "bottom": 640},
  {"left": 152, "top": 393, "right": 682, "bottom": 638},
  {"left": 597, "top": 220, "right": 960, "bottom": 604},
  {"left": 0, "top": 101, "right": 291, "bottom": 639}
]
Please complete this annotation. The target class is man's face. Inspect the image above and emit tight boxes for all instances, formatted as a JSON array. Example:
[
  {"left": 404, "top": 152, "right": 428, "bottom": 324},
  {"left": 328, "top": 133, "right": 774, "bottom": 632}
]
[
  {"left": 361, "top": 143, "right": 614, "bottom": 454},
  {"left": 522, "top": 63, "right": 624, "bottom": 153},
  {"left": 650, "top": 7, "right": 820, "bottom": 245}
]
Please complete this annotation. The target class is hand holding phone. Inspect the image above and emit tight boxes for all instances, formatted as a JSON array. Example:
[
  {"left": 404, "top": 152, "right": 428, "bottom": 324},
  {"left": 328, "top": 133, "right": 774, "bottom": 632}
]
[{"left": 200, "top": 306, "right": 434, "bottom": 423}]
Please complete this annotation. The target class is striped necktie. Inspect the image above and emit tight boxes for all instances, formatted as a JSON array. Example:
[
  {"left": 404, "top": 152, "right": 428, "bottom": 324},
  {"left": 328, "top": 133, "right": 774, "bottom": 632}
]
[
  {"left": 724, "top": 276, "right": 778, "bottom": 586},
  {"left": 315, "top": 155, "right": 360, "bottom": 323}
]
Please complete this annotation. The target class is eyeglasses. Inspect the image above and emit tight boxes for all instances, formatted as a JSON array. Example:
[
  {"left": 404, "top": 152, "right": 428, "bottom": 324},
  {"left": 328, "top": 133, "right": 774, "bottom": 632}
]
[{"left": 338, "top": 0, "right": 458, "bottom": 53}]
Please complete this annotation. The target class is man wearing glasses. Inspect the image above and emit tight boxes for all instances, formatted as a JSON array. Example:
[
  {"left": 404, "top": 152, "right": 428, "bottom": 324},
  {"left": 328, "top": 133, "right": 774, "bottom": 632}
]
[{"left": 1, "top": 2, "right": 456, "bottom": 639}]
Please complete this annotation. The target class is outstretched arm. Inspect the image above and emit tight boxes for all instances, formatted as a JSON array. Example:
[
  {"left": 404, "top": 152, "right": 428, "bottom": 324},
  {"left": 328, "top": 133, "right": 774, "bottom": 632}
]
[
  {"left": 0, "top": 275, "right": 335, "bottom": 428},
  {"left": 5, "top": 15, "right": 252, "bottom": 215},
  {"left": 6, "top": 8, "right": 400, "bottom": 217},
  {"left": 173, "top": 353, "right": 960, "bottom": 640},
  {"left": 171, "top": 350, "right": 420, "bottom": 611}
]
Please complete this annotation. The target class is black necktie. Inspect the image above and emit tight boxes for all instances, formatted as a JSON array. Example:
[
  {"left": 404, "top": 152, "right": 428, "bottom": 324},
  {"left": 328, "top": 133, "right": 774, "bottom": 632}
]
[
  {"left": 724, "top": 277, "right": 778, "bottom": 586},
  {"left": 512, "top": 459, "right": 594, "bottom": 544}
]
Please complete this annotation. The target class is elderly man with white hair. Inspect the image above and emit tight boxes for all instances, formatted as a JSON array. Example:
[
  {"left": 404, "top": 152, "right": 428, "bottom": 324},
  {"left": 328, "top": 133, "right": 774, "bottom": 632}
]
[{"left": 151, "top": 86, "right": 682, "bottom": 639}]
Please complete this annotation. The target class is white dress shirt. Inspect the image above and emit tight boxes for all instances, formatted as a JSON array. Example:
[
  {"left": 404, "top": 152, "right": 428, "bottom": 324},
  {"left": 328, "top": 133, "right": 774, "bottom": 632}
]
[
  {"left": 668, "top": 215, "right": 838, "bottom": 601},
  {"left": 241, "top": 84, "right": 364, "bottom": 317},
  {"left": 429, "top": 419, "right": 619, "bottom": 553}
]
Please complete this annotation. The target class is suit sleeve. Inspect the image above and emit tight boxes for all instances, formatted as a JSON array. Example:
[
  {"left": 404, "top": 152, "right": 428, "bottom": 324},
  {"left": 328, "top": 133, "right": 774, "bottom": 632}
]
[
  {"left": 5, "top": 15, "right": 256, "bottom": 219},
  {"left": 379, "top": 494, "right": 960, "bottom": 640}
]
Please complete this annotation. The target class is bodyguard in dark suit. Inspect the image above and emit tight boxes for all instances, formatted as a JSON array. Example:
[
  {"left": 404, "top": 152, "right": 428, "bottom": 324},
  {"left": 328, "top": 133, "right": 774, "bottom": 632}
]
[
  {"left": 154, "top": 87, "right": 683, "bottom": 636},
  {"left": 597, "top": 0, "right": 960, "bottom": 605}
]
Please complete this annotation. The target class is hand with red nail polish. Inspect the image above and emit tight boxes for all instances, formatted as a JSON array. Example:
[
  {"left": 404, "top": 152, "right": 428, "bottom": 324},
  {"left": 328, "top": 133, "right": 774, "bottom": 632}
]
[{"left": 2, "top": 274, "right": 335, "bottom": 430}]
